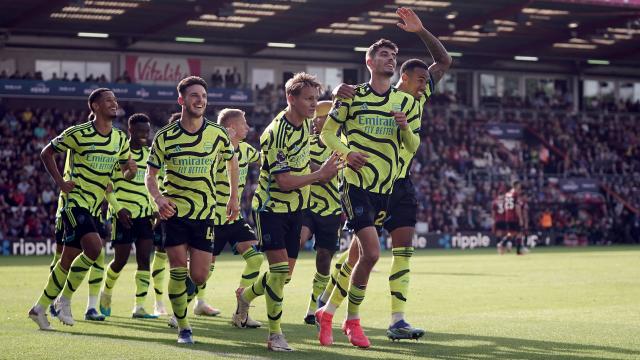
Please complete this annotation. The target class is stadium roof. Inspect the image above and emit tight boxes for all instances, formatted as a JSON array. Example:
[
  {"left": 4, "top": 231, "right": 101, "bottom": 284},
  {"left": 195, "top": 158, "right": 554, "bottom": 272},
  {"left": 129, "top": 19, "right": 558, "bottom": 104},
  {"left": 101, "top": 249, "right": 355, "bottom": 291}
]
[{"left": 1, "top": 0, "right": 640, "bottom": 65}]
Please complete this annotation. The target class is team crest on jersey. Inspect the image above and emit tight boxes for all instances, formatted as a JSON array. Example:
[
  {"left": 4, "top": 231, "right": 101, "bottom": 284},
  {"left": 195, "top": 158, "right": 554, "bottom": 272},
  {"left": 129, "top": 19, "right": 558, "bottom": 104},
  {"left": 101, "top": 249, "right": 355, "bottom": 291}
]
[
  {"left": 204, "top": 142, "right": 213, "bottom": 153},
  {"left": 172, "top": 145, "right": 182, "bottom": 153},
  {"left": 276, "top": 150, "right": 286, "bottom": 163},
  {"left": 90, "top": 144, "right": 96, "bottom": 151},
  {"left": 355, "top": 206, "right": 364, "bottom": 216},
  {"left": 360, "top": 103, "right": 368, "bottom": 111}
]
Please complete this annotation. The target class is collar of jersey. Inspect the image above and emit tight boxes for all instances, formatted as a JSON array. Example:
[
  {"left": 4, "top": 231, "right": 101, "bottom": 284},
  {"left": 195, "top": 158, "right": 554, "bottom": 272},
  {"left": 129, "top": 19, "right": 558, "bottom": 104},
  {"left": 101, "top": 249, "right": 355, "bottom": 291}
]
[
  {"left": 366, "top": 83, "right": 392, "bottom": 97},
  {"left": 282, "top": 114, "right": 304, "bottom": 130},
  {"left": 91, "top": 120, "right": 112, "bottom": 138},
  {"left": 178, "top": 118, "right": 206, "bottom": 136}
]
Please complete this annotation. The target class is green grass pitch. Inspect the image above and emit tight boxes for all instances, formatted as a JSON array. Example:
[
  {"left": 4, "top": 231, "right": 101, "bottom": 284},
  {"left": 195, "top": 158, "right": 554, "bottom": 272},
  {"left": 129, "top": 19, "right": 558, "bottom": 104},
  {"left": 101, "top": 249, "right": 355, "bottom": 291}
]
[{"left": 2, "top": 246, "right": 639, "bottom": 359}]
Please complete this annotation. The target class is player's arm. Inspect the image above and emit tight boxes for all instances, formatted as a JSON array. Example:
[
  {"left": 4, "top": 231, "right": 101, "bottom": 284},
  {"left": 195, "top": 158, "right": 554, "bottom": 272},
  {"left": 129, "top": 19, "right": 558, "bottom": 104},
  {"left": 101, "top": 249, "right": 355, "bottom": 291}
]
[
  {"left": 145, "top": 139, "right": 175, "bottom": 220},
  {"left": 268, "top": 129, "right": 340, "bottom": 191},
  {"left": 321, "top": 100, "right": 369, "bottom": 170},
  {"left": 117, "top": 138, "right": 136, "bottom": 180},
  {"left": 121, "top": 158, "right": 137, "bottom": 180},
  {"left": 274, "top": 155, "right": 340, "bottom": 191},
  {"left": 40, "top": 144, "right": 74, "bottom": 194},
  {"left": 225, "top": 154, "right": 240, "bottom": 221},
  {"left": 105, "top": 182, "right": 132, "bottom": 228},
  {"left": 396, "top": 99, "right": 420, "bottom": 153},
  {"left": 397, "top": 7, "right": 452, "bottom": 84},
  {"left": 145, "top": 166, "right": 175, "bottom": 220},
  {"left": 42, "top": 129, "right": 78, "bottom": 193}
]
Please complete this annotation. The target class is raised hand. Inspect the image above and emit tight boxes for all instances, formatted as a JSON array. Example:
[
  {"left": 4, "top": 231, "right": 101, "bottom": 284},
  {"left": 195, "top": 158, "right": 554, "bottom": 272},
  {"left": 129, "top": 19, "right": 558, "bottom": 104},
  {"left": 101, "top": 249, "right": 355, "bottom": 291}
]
[{"left": 396, "top": 7, "right": 424, "bottom": 33}]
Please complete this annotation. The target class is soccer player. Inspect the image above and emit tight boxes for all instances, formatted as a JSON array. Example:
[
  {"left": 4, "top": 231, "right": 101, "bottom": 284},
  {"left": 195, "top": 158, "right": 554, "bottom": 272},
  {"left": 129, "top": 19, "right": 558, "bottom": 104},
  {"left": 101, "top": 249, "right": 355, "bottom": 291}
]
[
  {"left": 493, "top": 181, "right": 526, "bottom": 255},
  {"left": 28, "top": 88, "right": 135, "bottom": 330},
  {"left": 300, "top": 100, "right": 344, "bottom": 325},
  {"left": 99, "top": 113, "right": 158, "bottom": 319},
  {"left": 316, "top": 38, "right": 421, "bottom": 348},
  {"left": 232, "top": 73, "right": 340, "bottom": 352},
  {"left": 194, "top": 108, "right": 263, "bottom": 326},
  {"left": 327, "top": 7, "right": 452, "bottom": 341},
  {"left": 146, "top": 76, "right": 240, "bottom": 344}
]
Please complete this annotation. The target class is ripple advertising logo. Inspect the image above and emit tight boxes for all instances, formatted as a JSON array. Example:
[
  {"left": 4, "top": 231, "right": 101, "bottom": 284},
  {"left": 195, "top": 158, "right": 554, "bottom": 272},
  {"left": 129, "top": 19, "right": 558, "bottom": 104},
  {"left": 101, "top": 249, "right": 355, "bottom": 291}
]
[{"left": 451, "top": 233, "right": 491, "bottom": 249}]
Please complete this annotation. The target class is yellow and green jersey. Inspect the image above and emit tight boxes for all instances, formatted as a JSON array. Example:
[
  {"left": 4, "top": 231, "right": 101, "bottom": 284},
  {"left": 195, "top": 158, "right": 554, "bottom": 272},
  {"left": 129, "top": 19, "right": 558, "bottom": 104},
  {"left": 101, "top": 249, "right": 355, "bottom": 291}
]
[
  {"left": 50, "top": 121, "right": 130, "bottom": 215},
  {"left": 252, "top": 109, "right": 311, "bottom": 213},
  {"left": 214, "top": 141, "right": 260, "bottom": 225},
  {"left": 326, "top": 83, "right": 420, "bottom": 194},
  {"left": 398, "top": 80, "right": 433, "bottom": 179},
  {"left": 308, "top": 134, "right": 341, "bottom": 216},
  {"left": 147, "top": 119, "right": 234, "bottom": 220},
  {"left": 109, "top": 146, "right": 153, "bottom": 218}
]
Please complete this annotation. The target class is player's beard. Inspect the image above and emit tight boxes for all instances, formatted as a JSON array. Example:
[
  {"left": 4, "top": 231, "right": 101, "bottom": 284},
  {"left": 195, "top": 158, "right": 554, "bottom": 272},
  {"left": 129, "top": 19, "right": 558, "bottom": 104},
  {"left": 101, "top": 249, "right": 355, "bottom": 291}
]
[{"left": 185, "top": 104, "right": 204, "bottom": 118}]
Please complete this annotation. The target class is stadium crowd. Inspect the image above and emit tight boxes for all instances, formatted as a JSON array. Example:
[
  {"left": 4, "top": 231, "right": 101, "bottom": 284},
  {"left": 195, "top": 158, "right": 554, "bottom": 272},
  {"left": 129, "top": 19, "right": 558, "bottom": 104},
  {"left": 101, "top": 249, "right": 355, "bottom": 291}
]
[{"left": 1, "top": 101, "right": 638, "bottom": 244}]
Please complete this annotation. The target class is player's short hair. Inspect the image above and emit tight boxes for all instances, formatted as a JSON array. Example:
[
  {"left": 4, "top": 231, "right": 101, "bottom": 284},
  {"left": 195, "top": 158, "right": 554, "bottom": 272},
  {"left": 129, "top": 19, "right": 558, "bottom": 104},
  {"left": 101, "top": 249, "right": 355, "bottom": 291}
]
[
  {"left": 400, "top": 58, "right": 429, "bottom": 74},
  {"left": 87, "top": 87, "right": 112, "bottom": 112},
  {"left": 285, "top": 72, "right": 321, "bottom": 97},
  {"left": 168, "top": 112, "right": 181, "bottom": 123},
  {"left": 367, "top": 38, "right": 398, "bottom": 59},
  {"left": 217, "top": 108, "right": 245, "bottom": 127},
  {"left": 128, "top": 113, "right": 150, "bottom": 127},
  {"left": 177, "top": 76, "right": 208, "bottom": 96}
]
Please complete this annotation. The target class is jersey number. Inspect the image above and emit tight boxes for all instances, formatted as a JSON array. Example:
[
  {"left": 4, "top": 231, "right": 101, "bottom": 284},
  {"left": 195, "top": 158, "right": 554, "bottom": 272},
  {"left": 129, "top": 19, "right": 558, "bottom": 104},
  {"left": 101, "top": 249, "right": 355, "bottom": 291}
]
[
  {"left": 497, "top": 196, "right": 515, "bottom": 214},
  {"left": 374, "top": 211, "right": 387, "bottom": 226}
]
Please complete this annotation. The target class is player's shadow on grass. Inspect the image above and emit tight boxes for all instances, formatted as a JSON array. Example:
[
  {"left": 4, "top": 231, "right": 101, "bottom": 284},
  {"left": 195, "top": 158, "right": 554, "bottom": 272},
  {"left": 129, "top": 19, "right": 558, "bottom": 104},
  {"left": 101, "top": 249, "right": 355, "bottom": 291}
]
[
  {"left": 53, "top": 320, "right": 640, "bottom": 359},
  {"left": 375, "top": 330, "right": 640, "bottom": 359}
]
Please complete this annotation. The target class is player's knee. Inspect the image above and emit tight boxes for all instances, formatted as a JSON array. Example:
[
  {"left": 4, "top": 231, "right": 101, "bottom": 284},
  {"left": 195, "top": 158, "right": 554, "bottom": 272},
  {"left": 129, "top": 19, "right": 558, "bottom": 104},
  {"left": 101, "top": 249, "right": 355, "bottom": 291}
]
[
  {"left": 360, "top": 250, "right": 379, "bottom": 267},
  {"left": 190, "top": 271, "right": 208, "bottom": 285},
  {"left": 84, "top": 246, "right": 101, "bottom": 261}
]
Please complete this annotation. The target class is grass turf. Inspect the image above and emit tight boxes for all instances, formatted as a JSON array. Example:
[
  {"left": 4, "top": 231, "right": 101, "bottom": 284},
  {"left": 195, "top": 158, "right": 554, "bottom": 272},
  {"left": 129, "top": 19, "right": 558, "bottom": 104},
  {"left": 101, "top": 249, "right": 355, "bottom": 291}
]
[{"left": 2, "top": 246, "right": 639, "bottom": 359}]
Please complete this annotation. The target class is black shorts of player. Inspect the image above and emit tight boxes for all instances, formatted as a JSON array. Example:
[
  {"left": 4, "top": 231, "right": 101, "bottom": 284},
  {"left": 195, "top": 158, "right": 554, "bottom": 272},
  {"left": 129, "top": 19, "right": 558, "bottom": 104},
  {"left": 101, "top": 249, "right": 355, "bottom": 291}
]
[
  {"left": 96, "top": 218, "right": 109, "bottom": 239},
  {"left": 253, "top": 210, "right": 303, "bottom": 259},
  {"left": 152, "top": 220, "right": 163, "bottom": 248},
  {"left": 495, "top": 221, "right": 521, "bottom": 233},
  {"left": 162, "top": 217, "right": 215, "bottom": 253},
  {"left": 212, "top": 219, "right": 257, "bottom": 256},
  {"left": 302, "top": 209, "right": 341, "bottom": 252},
  {"left": 342, "top": 183, "right": 390, "bottom": 234},
  {"left": 61, "top": 207, "right": 99, "bottom": 250},
  {"left": 55, "top": 217, "right": 64, "bottom": 247},
  {"left": 112, "top": 216, "right": 154, "bottom": 245},
  {"left": 383, "top": 177, "right": 418, "bottom": 233}
]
